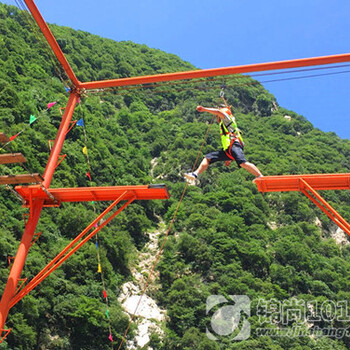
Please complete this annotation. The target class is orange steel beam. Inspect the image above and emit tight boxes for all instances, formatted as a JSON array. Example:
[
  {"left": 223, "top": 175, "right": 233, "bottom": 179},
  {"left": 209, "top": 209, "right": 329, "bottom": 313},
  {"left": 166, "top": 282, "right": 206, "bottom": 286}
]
[
  {"left": 0, "top": 328, "right": 11, "bottom": 345},
  {"left": 79, "top": 53, "right": 350, "bottom": 90},
  {"left": 300, "top": 179, "right": 350, "bottom": 236},
  {"left": 15, "top": 184, "right": 170, "bottom": 207},
  {"left": 23, "top": 0, "right": 80, "bottom": 87},
  {"left": 255, "top": 173, "right": 350, "bottom": 192},
  {"left": 10, "top": 192, "right": 135, "bottom": 307},
  {"left": 23, "top": 0, "right": 350, "bottom": 93},
  {"left": 42, "top": 93, "right": 78, "bottom": 188},
  {"left": 0, "top": 199, "right": 44, "bottom": 332},
  {"left": 255, "top": 174, "right": 350, "bottom": 237}
]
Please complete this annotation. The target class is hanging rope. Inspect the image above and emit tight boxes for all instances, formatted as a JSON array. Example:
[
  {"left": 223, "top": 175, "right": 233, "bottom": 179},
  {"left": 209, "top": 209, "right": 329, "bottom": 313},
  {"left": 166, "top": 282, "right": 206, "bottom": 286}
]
[
  {"left": 219, "top": 85, "right": 229, "bottom": 107},
  {"left": 116, "top": 114, "right": 215, "bottom": 349}
]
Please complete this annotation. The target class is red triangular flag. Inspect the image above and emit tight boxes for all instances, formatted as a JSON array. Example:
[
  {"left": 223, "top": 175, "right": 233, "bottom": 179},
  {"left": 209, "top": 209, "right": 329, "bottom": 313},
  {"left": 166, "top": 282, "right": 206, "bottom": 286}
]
[
  {"left": 86, "top": 171, "right": 92, "bottom": 181},
  {"left": 108, "top": 334, "right": 113, "bottom": 342},
  {"left": 103, "top": 290, "right": 107, "bottom": 299},
  {"left": 9, "top": 133, "right": 20, "bottom": 141}
]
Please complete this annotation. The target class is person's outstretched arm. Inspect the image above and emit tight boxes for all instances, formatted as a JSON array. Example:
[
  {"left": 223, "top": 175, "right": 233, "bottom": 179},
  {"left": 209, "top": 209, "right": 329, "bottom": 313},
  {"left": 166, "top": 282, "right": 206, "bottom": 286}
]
[{"left": 196, "top": 106, "right": 226, "bottom": 120}]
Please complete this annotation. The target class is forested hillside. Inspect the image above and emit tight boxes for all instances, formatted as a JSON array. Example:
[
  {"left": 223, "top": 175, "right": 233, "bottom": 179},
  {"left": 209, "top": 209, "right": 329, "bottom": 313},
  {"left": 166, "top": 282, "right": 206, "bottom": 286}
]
[{"left": 1, "top": 2, "right": 350, "bottom": 349}]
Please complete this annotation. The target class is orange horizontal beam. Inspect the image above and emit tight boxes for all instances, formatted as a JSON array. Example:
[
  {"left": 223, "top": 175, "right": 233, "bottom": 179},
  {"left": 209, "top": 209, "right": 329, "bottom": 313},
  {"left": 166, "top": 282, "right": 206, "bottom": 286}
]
[
  {"left": 15, "top": 184, "right": 170, "bottom": 206},
  {"left": 24, "top": 0, "right": 80, "bottom": 87},
  {"left": 79, "top": 53, "right": 350, "bottom": 90},
  {"left": 255, "top": 173, "right": 350, "bottom": 193}
]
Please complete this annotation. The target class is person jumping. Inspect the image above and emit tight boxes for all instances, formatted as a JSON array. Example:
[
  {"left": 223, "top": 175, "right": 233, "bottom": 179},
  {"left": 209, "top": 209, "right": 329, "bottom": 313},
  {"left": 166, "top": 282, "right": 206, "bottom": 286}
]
[{"left": 184, "top": 105, "right": 263, "bottom": 183}]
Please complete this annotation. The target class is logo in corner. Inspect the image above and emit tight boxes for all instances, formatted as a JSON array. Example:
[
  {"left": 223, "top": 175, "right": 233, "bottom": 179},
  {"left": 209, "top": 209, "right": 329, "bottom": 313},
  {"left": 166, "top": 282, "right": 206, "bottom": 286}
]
[{"left": 206, "top": 295, "right": 251, "bottom": 341}]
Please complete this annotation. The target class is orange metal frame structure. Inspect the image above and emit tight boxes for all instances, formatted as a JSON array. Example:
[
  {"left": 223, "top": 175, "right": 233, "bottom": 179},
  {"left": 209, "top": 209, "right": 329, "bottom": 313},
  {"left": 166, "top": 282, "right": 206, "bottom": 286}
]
[
  {"left": 1, "top": 0, "right": 350, "bottom": 343},
  {"left": 255, "top": 174, "right": 350, "bottom": 236}
]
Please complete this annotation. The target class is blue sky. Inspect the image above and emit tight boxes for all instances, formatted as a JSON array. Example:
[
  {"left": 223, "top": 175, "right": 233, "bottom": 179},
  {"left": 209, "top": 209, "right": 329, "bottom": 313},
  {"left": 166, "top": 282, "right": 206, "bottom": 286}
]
[{"left": 3, "top": 0, "right": 350, "bottom": 138}]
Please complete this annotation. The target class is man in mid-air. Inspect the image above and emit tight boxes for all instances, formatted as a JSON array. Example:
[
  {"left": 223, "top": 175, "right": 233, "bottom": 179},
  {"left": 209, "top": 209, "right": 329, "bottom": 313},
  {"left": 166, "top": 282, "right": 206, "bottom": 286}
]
[{"left": 185, "top": 105, "right": 263, "bottom": 183}]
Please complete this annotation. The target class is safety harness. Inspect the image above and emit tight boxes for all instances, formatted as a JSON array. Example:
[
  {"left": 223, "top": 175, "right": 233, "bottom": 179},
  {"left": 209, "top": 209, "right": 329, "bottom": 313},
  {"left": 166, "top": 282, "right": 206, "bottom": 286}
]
[{"left": 219, "top": 108, "right": 244, "bottom": 160}]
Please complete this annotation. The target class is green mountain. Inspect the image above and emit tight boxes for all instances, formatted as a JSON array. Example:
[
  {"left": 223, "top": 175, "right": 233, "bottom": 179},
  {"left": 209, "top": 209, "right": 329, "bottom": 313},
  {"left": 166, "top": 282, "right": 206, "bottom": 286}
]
[{"left": 1, "top": 3, "right": 350, "bottom": 349}]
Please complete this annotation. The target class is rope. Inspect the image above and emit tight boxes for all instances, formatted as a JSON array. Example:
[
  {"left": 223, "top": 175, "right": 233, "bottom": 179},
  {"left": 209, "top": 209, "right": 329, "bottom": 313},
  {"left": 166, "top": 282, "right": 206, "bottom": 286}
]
[
  {"left": 219, "top": 85, "right": 229, "bottom": 108},
  {"left": 116, "top": 115, "right": 215, "bottom": 349}
]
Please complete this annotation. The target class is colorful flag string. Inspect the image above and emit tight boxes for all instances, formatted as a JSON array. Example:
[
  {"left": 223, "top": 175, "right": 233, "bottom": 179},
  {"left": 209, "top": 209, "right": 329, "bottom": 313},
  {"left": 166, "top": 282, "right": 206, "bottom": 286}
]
[
  {"left": 0, "top": 99, "right": 60, "bottom": 193},
  {"left": 76, "top": 102, "right": 93, "bottom": 183},
  {"left": 1, "top": 99, "right": 59, "bottom": 152},
  {"left": 77, "top": 100, "right": 113, "bottom": 345},
  {"left": 95, "top": 218, "right": 114, "bottom": 345},
  {"left": 0, "top": 100, "right": 60, "bottom": 183}
]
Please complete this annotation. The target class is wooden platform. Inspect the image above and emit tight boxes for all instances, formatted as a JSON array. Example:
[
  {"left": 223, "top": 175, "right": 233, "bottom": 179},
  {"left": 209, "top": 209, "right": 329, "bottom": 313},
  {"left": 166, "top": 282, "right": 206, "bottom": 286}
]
[
  {"left": 0, "top": 153, "right": 27, "bottom": 165},
  {"left": 15, "top": 184, "right": 170, "bottom": 207},
  {"left": 0, "top": 134, "right": 40, "bottom": 184},
  {"left": 0, "top": 133, "right": 10, "bottom": 143},
  {"left": 255, "top": 173, "right": 350, "bottom": 193},
  {"left": 0, "top": 174, "right": 43, "bottom": 185}
]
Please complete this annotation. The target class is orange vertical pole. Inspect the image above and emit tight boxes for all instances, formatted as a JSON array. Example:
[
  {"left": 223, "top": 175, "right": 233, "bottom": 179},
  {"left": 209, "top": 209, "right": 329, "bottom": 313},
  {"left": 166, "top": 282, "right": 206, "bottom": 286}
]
[{"left": 0, "top": 199, "right": 44, "bottom": 332}]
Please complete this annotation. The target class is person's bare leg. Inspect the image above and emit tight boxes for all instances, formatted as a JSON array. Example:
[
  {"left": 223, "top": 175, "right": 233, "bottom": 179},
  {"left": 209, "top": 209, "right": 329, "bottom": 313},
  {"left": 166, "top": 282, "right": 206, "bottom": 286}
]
[
  {"left": 193, "top": 157, "right": 210, "bottom": 176},
  {"left": 185, "top": 157, "right": 210, "bottom": 182},
  {"left": 240, "top": 162, "right": 263, "bottom": 178}
]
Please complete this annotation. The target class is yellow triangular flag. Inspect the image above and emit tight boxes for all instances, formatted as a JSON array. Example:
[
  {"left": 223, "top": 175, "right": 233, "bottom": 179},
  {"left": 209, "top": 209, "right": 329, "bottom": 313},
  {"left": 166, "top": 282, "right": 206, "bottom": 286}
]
[
  {"left": 82, "top": 146, "right": 88, "bottom": 155},
  {"left": 98, "top": 263, "right": 102, "bottom": 273}
]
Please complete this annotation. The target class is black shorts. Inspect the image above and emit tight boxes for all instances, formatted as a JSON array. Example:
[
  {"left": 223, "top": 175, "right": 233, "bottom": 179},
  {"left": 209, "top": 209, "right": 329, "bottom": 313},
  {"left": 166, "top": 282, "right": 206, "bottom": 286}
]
[{"left": 205, "top": 142, "right": 247, "bottom": 168}]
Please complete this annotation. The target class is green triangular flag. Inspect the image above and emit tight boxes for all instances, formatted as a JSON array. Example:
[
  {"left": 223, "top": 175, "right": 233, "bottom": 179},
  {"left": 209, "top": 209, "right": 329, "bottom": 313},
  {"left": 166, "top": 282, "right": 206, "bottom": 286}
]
[
  {"left": 105, "top": 309, "right": 109, "bottom": 319},
  {"left": 29, "top": 115, "right": 37, "bottom": 124}
]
